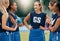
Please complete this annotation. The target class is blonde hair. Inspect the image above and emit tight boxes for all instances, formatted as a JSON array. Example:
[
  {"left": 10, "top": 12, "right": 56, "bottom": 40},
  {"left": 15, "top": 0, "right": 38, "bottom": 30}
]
[{"left": 0, "top": 0, "right": 8, "bottom": 15}]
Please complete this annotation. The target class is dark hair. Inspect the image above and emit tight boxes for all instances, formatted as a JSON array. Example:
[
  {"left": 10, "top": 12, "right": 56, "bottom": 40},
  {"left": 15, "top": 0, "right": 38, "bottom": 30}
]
[
  {"left": 56, "top": 2, "right": 60, "bottom": 11},
  {"left": 49, "top": 0, "right": 60, "bottom": 11},
  {"left": 7, "top": 2, "right": 16, "bottom": 11},
  {"left": 49, "top": 0, "right": 57, "bottom": 6}
]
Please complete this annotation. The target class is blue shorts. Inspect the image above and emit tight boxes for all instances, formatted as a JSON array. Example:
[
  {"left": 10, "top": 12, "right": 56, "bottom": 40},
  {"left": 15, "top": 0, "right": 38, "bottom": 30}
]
[
  {"left": 29, "top": 29, "right": 45, "bottom": 41},
  {"left": 49, "top": 32, "right": 60, "bottom": 41},
  {"left": 58, "top": 32, "right": 60, "bottom": 41},
  {"left": 49, "top": 32, "right": 53, "bottom": 41},
  {"left": 11, "top": 31, "right": 20, "bottom": 41},
  {"left": 0, "top": 32, "right": 4, "bottom": 41},
  {"left": 0, "top": 32, "right": 12, "bottom": 41}
]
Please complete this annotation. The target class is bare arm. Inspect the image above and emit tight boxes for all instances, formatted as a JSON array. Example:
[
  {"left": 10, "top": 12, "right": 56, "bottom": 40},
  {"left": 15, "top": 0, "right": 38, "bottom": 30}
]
[
  {"left": 40, "top": 26, "right": 47, "bottom": 30},
  {"left": 40, "top": 15, "right": 51, "bottom": 30},
  {"left": 2, "top": 11, "right": 17, "bottom": 31},
  {"left": 9, "top": 15, "right": 15, "bottom": 24},
  {"left": 9, "top": 15, "right": 17, "bottom": 27},
  {"left": 24, "top": 13, "right": 32, "bottom": 29},
  {"left": 49, "top": 18, "right": 60, "bottom": 32}
]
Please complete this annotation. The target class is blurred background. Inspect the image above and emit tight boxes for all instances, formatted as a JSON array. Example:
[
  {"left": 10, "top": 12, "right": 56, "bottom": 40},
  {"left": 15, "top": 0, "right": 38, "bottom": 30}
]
[
  {"left": 10, "top": 0, "right": 60, "bottom": 22},
  {"left": 10, "top": 0, "right": 60, "bottom": 41},
  {"left": 10, "top": 0, "right": 60, "bottom": 17}
]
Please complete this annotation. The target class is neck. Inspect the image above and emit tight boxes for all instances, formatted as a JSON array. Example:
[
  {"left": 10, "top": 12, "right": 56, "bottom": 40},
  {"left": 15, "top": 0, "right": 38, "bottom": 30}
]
[
  {"left": 35, "top": 10, "right": 41, "bottom": 14},
  {"left": 55, "top": 10, "right": 60, "bottom": 16},
  {"left": 10, "top": 9, "right": 15, "bottom": 14}
]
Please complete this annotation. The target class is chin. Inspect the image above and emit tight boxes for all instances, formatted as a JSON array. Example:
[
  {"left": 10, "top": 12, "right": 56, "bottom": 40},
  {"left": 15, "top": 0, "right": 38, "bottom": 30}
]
[{"left": 35, "top": 9, "right": 37, "bottom": 11}]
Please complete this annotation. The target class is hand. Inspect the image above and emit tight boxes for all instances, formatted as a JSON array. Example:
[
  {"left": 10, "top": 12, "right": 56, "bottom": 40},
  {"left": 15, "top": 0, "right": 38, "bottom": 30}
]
[
  {"left": 48, "top": 26, "right": 53, "bottom": 31},
  {"left": 18, "top": 23, "right": 23, "bottom": 27},
  {"left": 46, "top": 18, "right": 52, "bottom": 25},
  {"left": 13, "top": 24, "right": 17, "bottom": 31},
  {"left": 40, "top": 26, "right": 49, "bottom": 30},
  {"left": 45, "top": 28, "right": 49, "bottom": 30},
  {"left": 40, "top": 26, "right": 45, "bottom": 30},
  {"left": 27, "top": 26, "right": 33, "bottom": 30}
]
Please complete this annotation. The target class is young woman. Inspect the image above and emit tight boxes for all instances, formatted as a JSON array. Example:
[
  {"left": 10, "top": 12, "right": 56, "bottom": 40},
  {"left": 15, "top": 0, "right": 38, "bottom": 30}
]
[
  {"left": 24, "top": 1, "right": 50, "bottom": 41},
  {"left": 7, "top": 2, "right": 22, "bottom": 41},
  {"left": 0, "top": 0, "right": 17, "bottom": 41},
  {"left": 48, "top": 1, "right": 60, "bottom": 41}
]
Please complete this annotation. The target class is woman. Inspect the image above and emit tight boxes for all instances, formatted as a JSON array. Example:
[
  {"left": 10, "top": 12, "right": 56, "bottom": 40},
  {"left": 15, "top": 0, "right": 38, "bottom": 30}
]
[
  {"left": 7, "top": 2, "right": 22, "bottom": 41},
  {"left": 24, "top": 1, "right": 50, "bottom": 41},
  {"left": 48, "top": 1, "right": 60, "bottom": 41},
  {"left": 0, "top": 0, "right": 17, "bottom": 41}
]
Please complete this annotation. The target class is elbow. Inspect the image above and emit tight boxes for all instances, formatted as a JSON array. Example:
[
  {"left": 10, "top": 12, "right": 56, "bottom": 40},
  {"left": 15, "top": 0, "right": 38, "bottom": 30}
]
[
  {"left": 2, "top": 25, "right": 6, "bottom": 30},
  {"left": 23, "top": 19, "right": 26, "bottom": 24}
]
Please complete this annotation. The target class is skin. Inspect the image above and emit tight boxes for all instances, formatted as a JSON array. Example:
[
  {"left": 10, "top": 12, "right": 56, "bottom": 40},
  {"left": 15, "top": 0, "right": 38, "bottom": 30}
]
[
  {"left": 9, "top": 2, "right": 23, "bottom": 27},
  {"left": 24, "top": 2, "right": 50, "bottom": 30},
  {"left": 0, "top": 0, "right": 17, "bottom": 31},
  {"left": 9, "top": 2, "right": 17, "bottom": 24},
  {"left": 48, "top": 2, "right": 60, "bottom": 32}
]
